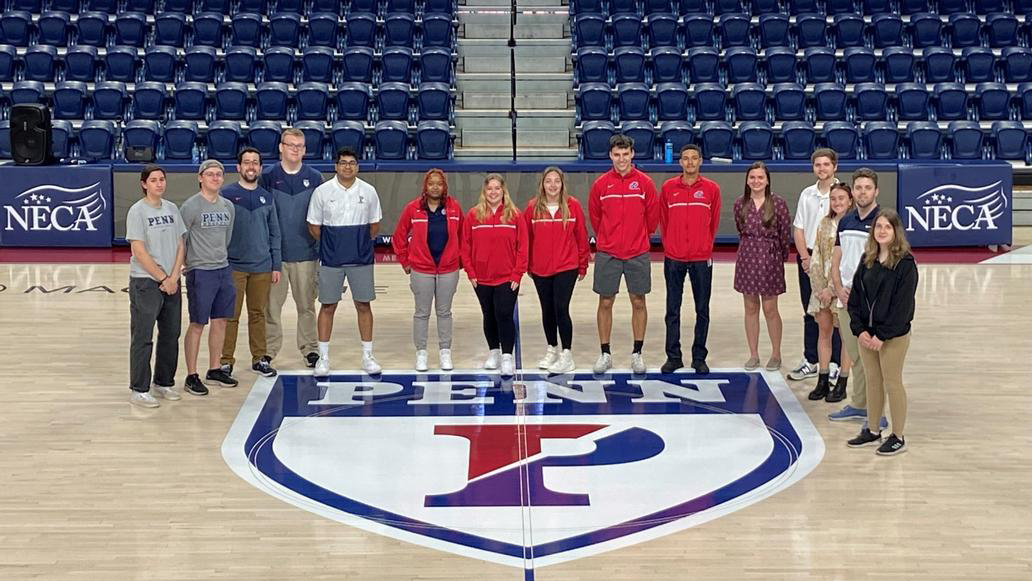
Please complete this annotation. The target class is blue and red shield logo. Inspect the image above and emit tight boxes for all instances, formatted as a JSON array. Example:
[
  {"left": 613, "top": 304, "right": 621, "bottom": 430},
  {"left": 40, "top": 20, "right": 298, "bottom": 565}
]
[{"left": 223, "top": 370, "right": 823, "bottom": 568}]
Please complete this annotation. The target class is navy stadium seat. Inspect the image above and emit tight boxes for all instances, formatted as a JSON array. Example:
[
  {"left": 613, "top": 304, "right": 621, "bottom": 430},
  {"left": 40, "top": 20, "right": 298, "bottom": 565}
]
[
  {"left": 79, "top": 120, "right": 116, "bottom": 160},
  {"left": 248, "top": 120, "right": 283, "bottom": 161},
  {"left": 420, "top": 48, "right": 453, "bottom": 84},
  {"left": 263, "top": 47, "right": 295, "bottom": 83},
  {"left": 207, "top": 120, "right": 243, "bottom": 160},
  {"left": 612, "top": 14, "right": 643, "bottom": 48},
  {"left": 803, "top": 47, "right": 836, "bottom": 84},
  {"left": 53, "top": 81, "right": 88, "bottom": 119},
  {"left": 725, "top": 47, "right": 758, "bottom": 83},
  {"left": 581, "top": 120, "right": 617, "bottom": 160},
  {"left": 302, "top": 47, "right": 335, "bottom": 83},
  {"left": 962, "top": 47, "right": 996, "bottom": 83},
  {"left": 655, "top": 83, "right": 689, "bottom": 121},
  {"left": 38, "top": 11, "right": 71, "bottom": 46},
  {"left": 387, "top": 0, "right": 416, "bottom": 13},
  {"left": 682, "top": 15, "right": 714, "bottom": 48},
  {"left": 825, "top": 0, "right": 855, "bottom": 14},
  {"left": 645, "top": 0, "right": 673, "bottom": 14},
  {"left": 153, "top": 12, "right": 187, "bottom": 47},
  {"left": 938, "top": 0, "right": 969, "bottom": 14},
  {"left": 24, "top": 45, "right": 58, "bottom": 82},
  {"left": 114, "top": 12, "right": 147, "bottom": 47},
  {"left": 659, "top": 120, "right": 694, "bottom": 153},
  {"left": 814, "top": 83, "right": 848, "bottom": 121},
  {"left": 790, "top": 0, "right": 820, "bottom": 14},
  {"left": 92, "top": 81, "right": 127, "bottom": 120},
  {"left": 191, "top": 12, "right": 224, "bottom": 47},
  {"left": 948, "top": 13, "right": 981, "bottom": 48},
  {"left": 614, "top": 47, "right": 647, "bottom": 84},
  {"left": 126, "top": 0, "right": 154, "bottom": 10},
  {"left": 296, "top": 82, "right": 331, "bottom": 121},
  {"left": 382, "top": 47, "right": 414, "bottom": 83},
  {"left": 1, "top": 11, "right": 34, "bottom": 47},
  {"left": 1019, "top": 84, "right": 1032, "bottom": 119},
  {"left": 51, "top": 0, "right": 80, "bottom": 10},
  {"left": 572, "top": 0, "right": 604, "bottom": 12},
  {"left": 976, "top": 0, "right": 1007, "bottom": 12},
  {"left": 163, "top": 120, "right": 199, "bottom": 159},
  {"left": 651, "top": 47, "right": 682, "bottom": 84},
  {"left": 313, "top": 0, "right": 346, "bottom": 12},
  {"left": 579, "top": 83, "right": 614, "bottom": 122},
  {"left": 895, "top": 83, "right": 930, "bottom": 121},
  {"left": 202, "top": 0, "right": 231, "bottom": 12},
  {"left": 909, "top": 12, "right": 942, "bottom": 49},
  {"left": 832, "top": 14, "right": 865, "bottom": 48},
  {"left": 687, "top": 47, "right": 720, "bottom": 83},
  {"left": 11, "top": 80, "right": 45, "bottom": 104},
  {"left": 822, "top": 121, "right": 859, "bottom": 159},
  {"left": 336, "top": 82, "right": 373, "bottom": 121},
  {"left": 104, "top": 46, "right": 138, "bottom": 83},
  {"left": 76, "top": 11, "right": 109, "bottom": 47},
  {"left": 144, "top": 45, "right": 177, "bottom": 83},
  {"left": 622, "top": 120, "right": 657, "bottom": 160},
  {"left": 795, "top": 14, "right": 827, "bottom": 49},
  {"left": 732, "top": 83, "right": 767, "bottom": 122},
  {"left": 276, "top": 0, "right": 305, "bottom": 12},
  {"left": 256, "top": 82, "right": 290, "bottom": 120},
  {"left": 0, "top": 121, "right": 10, "bottom": 158},
  {"left": 699, "top": 121, "right": 734, "bottom": 159},
  {"left": 51, "top": 120, "right": 73, "bottom": 159},
  {"left": 739, "top": 121, "right": 774, "bottom": 160},
  {"left": 882, "top": 47, "right": 916, "bottom": 83},
  {"left": 331, "top": 120, "right": 366, "bottom": 158},
  {"left": 374, "top": 120, "right": 409, "bottom": 160},
  {"left": 133, "top": 82, "right": 167, "bottom": 121},
  {"left": 992, "top": 121, "right": 1028, "bottom": 160},
  {"left": 843, "top": 47, "right": 877, "bottom": 83},
  {"left": 617, "top": 82, "right": 651, "bottom": 121},
  {"left": 854, "top": 83, "right": 889, "bottom": 122},
  {"left": 123, "top": 120, "right": 161, "bottom": 159},
  {"left": 422, "top": 14, "right": 454, "bottom": 48},
  {"left": 985, "top": 13, "right": 1019, "bottom": 48},
  {"left": 224, "top": 46, "right": 257, "bottom": 83},
  {"left": 342, "top": 46, "right": 375, "bottom": 83},
  {"left": 0, "top": 45, "right": 14, "bottom": 82},
  {"left": 976, "top": 82, "right": 1010, "bottom": 121},
  {"left": 765, "top": 47, "right": 798, "bottom": 84},
  {"left": 933, "top": 82, "right": 968, "bottom": 120},
  {"left": 214, "top": 82, "right": 248, "bottom": 121},
  {"left": 184, "top": 46, "right": 218, "bottom": 83},
  {"left": 772, "top": 83, "right": 806, "bottom": 121},
  {"left": 680, "top": 0, "right": 708, "bottom": 13},
  {"left": 719, "top": 13, "right": 751, "bottom": 48},
  {"left": 871, "top": 14, "right": 904, "bottom": 48},
  {"left": 647, "top": 13, "right": 679, "bottom": 48},
  {"left": 65, "top": 45, "right": 100, "bottom": 83},
  {"left": 752, "top": 0, "right": 781, "bottom": 13},
  {"left": 425, "top": 0, "right": 455, "bottom": 14},
  {"left": 922, "top": 47, "right": 956, "bottom": 83},
  {"left": 574, "top": 15, "right": 606, "bottom": 47},
  {"left": 863, "top": 121, "right": 899, "bottom": 160},
  {"left": 898, "top": 0, "right": 928, "bottom": 13},
  {"left": 948, "top": 120, "right": 984, "bottom": 159},
  {"left": 294, "top": 120, "right": 326, "bottom": 160},
  {"left": 308, "top": 12, "right": 340, "bottom": 48},
  {"left": 11, "top": 0, "right": 43, "bottom": 11},
  {"left": 416, "top": 120, "right": 451, "bottom": 160},
  {"left": 1003, "top": 47, "right": 1032, "bottom": 83},
  {"left": 377, "top": 82, "right": 411, "bottom": 122},
  {"left": 714, "top": 0, "right": 743, "bottom": 14},
  {"left": 417, "top": 82, "right": 451, "bottom": 121},
  {"left": 758, "top": 14, "right": 791, "bottom": 48},
  {"left": 781, "top": 121, "right": 817, "bottom": 160},
  {"left": 270, "top": 12, "right": 302, "bottom": 47},
  {"left": 693, "top": 83, "right": 727, "bottom": 121},
  {"left": 384, "top": 13, "right": 415, "bottom": 47},
  {"left": 231, "top": 13, "right": 262, "bottom": 48}
]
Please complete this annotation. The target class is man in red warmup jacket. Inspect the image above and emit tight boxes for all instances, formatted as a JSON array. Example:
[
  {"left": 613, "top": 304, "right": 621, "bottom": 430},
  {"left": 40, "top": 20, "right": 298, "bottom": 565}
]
[
  {"left": 588, "top": 134, "right": 660, "bottom": 374},
  {"left": 659, "top": 144, "right": 721, "bottom": 375}
]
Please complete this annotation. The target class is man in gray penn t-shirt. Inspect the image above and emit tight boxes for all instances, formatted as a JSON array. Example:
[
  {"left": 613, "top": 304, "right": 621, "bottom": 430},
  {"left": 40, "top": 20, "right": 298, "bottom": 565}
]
[{"left": 180, "top": 191, "right": 235, "bottom": 271}]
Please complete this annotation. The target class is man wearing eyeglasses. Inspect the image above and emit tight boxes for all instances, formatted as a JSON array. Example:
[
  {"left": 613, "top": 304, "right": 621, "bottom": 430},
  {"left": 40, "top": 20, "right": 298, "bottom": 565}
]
[
  {"left": 262, "top": 128, "right": 325, "bottom": 369},
  {"left": 179, "top": 159, "right": 238, "bottom": 397},
  {"left": 307, "top": 147, "right": 383, "bottom": 376}
]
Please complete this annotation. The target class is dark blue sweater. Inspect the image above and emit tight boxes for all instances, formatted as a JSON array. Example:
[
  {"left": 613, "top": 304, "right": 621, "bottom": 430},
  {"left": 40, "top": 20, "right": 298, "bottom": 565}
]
[{"left": 223, "top": 182, "right": 282, "bottom": 273}]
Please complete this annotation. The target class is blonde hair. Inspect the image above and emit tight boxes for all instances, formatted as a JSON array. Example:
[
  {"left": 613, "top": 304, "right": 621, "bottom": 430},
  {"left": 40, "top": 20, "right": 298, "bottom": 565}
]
[
  {"left": 863, "top": 209, "right": 911, "bottom": 269},
  {"left": 281, "top": 128, "right": 305, "bottom": 142},
  {"left": 474, "top": 173, "right": 518, "bottom": 223},
  {"left": 533, "top": 166, "right": 571, "bottom": 225}
]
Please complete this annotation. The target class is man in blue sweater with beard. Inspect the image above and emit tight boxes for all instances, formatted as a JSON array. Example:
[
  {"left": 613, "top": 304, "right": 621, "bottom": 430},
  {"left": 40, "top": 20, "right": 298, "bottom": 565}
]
[{"left": 220, "top": 147, "right": 282, "bottom": 378}]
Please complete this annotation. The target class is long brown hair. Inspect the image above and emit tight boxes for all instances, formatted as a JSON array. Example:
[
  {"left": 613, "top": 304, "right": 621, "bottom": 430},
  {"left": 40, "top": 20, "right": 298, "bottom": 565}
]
[
  {"left": 474, "top": 173, "right": 518, "bottom": 223},
  {"left": 739, "top": 162, "right": 775, "bottom": 228},
  {"left": 533, "top": 166, "right": 571, "bottom": 225},
  {"left": 863, "top": 209, "right": 912, "bottom": 269},
  {"left": 420, "top": 168, "right": 448, "bottom": 209},
  {"left": 827, "top": 182, "right": 854, "bottom": 220}
]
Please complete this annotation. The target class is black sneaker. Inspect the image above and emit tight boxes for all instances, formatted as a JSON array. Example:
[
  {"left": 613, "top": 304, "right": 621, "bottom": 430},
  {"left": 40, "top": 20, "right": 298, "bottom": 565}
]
[
  {"left": 252, "top": 357, "right": 278, "bottom": 377},
  {"left": 876, "top": 434, "right": 907, "bottom": 456},
  {"left": 847, "top": 428, "right": 882, "bottom": 448},
  {"left": 206, "top": 368, "right": 239, "bottom": 387},
  {"left": 305, "top": 352, "right": 319, "bottom": 368},
  {"left": 184, "top": 374, "right": 208, "bottom": 396},
  {"left": 691, "top": 360, "right": 710, "bottom": 374},
  {"left": 660, "top": 359, "right": 683, "bottom": 374}
]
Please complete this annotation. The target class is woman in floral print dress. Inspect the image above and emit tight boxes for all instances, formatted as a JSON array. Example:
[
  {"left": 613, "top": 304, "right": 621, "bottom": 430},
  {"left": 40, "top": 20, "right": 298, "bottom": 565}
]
[{"left": 733, "top": 162, "right": 792, "bottom": 372}]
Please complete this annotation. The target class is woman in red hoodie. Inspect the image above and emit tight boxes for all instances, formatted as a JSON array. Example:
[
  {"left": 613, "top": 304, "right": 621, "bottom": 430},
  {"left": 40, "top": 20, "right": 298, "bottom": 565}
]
[
  {"left": 392, "top": 169, "right": 463, "bottom": 372},
  {"left": 462, "top": 173, "right": 528, "bottom": 376},
  {"left": 524, "top": 167, "right": 590, "bottom": 374}
]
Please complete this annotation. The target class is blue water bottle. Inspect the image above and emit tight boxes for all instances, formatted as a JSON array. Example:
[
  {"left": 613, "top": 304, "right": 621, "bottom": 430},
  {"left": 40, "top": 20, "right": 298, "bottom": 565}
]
[{"left": 664, "top": 141, "right": 673, "bottom": 163}]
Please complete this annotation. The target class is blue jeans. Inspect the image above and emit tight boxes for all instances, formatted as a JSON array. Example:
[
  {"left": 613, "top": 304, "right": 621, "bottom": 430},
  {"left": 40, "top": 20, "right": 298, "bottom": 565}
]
[{"left": 663, "top": 258, "right": 712, "bottom": 364}]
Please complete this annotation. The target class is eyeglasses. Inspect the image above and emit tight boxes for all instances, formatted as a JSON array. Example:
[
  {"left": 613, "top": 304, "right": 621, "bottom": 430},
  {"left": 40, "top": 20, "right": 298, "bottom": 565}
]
[
  {"left": 282, "top": 142, "right": 305, "bottom": 150},
  {"left": 336, "top": 160, "right": 358, "bottom": 167},
  {"left": 201, "top": 171, "right": 224, "bottom": 178}
]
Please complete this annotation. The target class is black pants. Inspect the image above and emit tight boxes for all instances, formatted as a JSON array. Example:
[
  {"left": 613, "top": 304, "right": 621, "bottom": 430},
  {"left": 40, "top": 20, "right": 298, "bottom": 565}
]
[
  {"left": 474, "top": 283, "right": 519, "bottom": 354},
  {"left": 129, "top": 277, "right": 182, "bottom": 392},
  {"left": 663, "top": 258, "right": 712, "bottom": 363},
  {"left": 796, "top": 252, "right": 841, "bottom": 365},
  {"left": 531, "top": 269, "right": 578, "bottom": 350}
]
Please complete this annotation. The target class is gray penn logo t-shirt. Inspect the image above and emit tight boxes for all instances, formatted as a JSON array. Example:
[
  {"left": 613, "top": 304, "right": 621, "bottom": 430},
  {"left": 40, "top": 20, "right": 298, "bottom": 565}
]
[
  {"left": 180, "top": 192, "right": 236, "bottom": 271},
  {"left": 125, "top": 198, "right": 187, "bottom": 280}
]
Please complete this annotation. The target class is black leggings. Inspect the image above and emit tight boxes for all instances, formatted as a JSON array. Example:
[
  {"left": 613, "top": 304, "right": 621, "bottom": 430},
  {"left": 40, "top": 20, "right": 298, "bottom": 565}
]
[
  {"left": 531, "top": 269, "right": 578, "bottom": 350},
  {"left": 474, "top": 283, "right": 519, "bottom": 354}
]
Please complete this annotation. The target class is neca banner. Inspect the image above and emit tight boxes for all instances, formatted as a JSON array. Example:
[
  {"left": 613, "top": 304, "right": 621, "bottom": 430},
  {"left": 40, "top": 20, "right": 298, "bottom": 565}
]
[
  {"left": 897, "top": 163, "right": 1012, "bottom": 247},
  {"left": 0, "top": 166, "right": 113, "bottom": 247}
]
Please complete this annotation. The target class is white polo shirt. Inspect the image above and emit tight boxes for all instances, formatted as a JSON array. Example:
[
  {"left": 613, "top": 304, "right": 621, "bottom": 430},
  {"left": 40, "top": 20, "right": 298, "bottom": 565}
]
[{"left": 792, "top": 181, "right": 833, "bottom": 250}]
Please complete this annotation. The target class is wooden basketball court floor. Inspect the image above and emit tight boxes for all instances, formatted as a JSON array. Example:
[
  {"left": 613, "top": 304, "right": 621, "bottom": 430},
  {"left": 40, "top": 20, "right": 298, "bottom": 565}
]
[{"left": 1, "top": 250, "right": 1031, "bottom": 580}]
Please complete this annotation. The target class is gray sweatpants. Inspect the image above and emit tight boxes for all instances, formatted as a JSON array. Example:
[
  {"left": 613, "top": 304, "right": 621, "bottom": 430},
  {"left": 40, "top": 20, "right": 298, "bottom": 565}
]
[
  {"left": 129, "top": 277, "right": 182, "bottom": 392},
  {"left": 410, "top": 270, "right": 459, "bottom": 350}
]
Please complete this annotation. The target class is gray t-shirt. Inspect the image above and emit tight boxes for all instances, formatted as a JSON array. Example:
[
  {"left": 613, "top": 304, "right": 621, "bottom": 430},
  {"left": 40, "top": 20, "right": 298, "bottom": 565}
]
[
  {"left": 125, "top": 198, "right": 187, "bottom": 280},
  {"left": 180, "top": 192, "right": 235, "bottom": 271}
]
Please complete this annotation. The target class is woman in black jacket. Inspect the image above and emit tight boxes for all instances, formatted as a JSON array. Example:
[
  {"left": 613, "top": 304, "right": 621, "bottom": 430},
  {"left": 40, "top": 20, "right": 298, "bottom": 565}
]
[{"left": 845, "top": 209, "right": 918, "bottom": 456}]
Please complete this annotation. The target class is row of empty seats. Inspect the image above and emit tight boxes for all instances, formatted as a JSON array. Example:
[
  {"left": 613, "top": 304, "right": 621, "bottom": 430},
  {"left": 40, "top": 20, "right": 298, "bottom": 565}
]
[
  {"left": 0, "top": 11, "right": 456, "bottom": 50},
  {"left": 576, "top": 82, "right": 1032, "bottom": 124},
  {"left": 0, "top": 44, "right": 455, "bottom": 85},
  {"left": 3, "top": 0, "right": 453, "bottom": 16},
  {"left": 572, "top": 11, "right": 1032, "bottom": 51},
  {"left": 580, "top": 119, "right": 1032, "bottom": 162},
  {"left": 575, "top": 45, "right": 1032, "bottom": 87},
  {"left": 0, "top": 119, "right": 454, "bottom": 160},
  {"left": 570, "top": 0, "right": 1032, "bottom": 17}
]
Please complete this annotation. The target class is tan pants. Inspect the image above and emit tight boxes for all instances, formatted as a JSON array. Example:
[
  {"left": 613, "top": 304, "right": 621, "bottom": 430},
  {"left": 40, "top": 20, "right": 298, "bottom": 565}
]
[
  {"left": 859, "top": 333, "right": 911, "bottom": 436},
  {"left": 267, "top": 259, "right": 319, "bottom": 360},
  {"left": 836, "top": 304, "right": 868, "bottom": 410},
  {"left": 221, "top": 271, "right": 272, "bottom": 366}
]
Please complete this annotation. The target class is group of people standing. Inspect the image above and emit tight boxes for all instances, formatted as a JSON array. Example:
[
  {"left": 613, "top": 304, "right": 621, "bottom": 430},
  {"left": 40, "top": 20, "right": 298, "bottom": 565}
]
[{"left": 125, "top": 130, "right": 918, "bottom": 455}]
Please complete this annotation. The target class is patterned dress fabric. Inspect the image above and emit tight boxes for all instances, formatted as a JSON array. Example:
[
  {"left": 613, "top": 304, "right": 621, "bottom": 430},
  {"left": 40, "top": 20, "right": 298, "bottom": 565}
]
[
  {"left": 807, "top": 215, "right": 841, "bottom": 315},
  {"left": 733, "top": 194, "right": 792, "bottom": 296}
]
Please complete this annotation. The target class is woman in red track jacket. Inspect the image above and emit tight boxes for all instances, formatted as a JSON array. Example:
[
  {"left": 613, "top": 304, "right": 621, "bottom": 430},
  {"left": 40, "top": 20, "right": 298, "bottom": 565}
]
[
  {"left": 461, "top": 173, "right": 528, "bottom": 376},
  {"left": 392, "top": 169, "right": 463, "bottom": 372},
  {"left": 524, "top": 167, "right": 589, "bottom": 374}
]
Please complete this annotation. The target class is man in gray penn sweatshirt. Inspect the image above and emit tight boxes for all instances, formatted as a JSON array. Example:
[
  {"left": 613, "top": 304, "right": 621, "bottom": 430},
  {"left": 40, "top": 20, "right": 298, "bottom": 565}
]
[{"left": 220, "top": 146, "right": 282, "bottom": 378}]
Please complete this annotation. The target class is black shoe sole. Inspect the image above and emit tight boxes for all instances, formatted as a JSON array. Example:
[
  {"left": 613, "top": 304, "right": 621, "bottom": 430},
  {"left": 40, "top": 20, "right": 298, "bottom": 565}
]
[
  {"left": 205, "top": 379, "right": 238, "bottom": 387},
  {"left": 847, "top": 438, "right": 882, "bottom": 448},
  {"left": 251, "top": 367, "right": 278, "bottom": 378},
  {"left": 807, "top": 391, "right": 830, "bottom": 401},
  {"left": 185, "top": 387, "right": 208, "bottom": 396},
  {"left": 876, "top": 445, "right": 907, "bottom": 456},
  {"left": 825, "top": 390, "right": 847, "bottom": 403}
]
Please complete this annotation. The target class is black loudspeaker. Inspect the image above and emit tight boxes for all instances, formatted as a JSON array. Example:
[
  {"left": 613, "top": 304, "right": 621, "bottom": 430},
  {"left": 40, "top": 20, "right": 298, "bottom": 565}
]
[{"left": 10, "top": 103, "right": 52, "bottom": 166}]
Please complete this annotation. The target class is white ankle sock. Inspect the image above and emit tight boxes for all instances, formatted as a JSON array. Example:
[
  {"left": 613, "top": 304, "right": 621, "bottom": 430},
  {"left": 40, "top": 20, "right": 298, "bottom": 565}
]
[
  {"left": 318, "top": 342, "right": 329, "bottom": 359},
  {"left": 362, "top": 340, "right": 373, "bottom": 355}
]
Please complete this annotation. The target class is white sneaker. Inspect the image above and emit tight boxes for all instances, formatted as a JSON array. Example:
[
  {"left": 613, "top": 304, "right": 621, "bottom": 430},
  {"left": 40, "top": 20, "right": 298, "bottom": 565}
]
[
  {"left": 787, "top": 359, "right": 818, "bottom": 381},
  {"left": 483, "top": 349, "right": 501, "bottom": 370},
  {"left": 314, "top": 357, "right": 330, "bottom": 377},
  {"left": 829, "top": 362, "right": 841, "bottom": 382},
  {"left": 362, "top": 353, "right": 382, "bottom": 374},
  {"left": 593, "top": 352, "right": 612, "bottom": 374},
  {"left": 500, "top": 353, "right": 515, "bottom": 376},
  {"left": 631, "top": 352, "right": 646, "bottom": 374},
  {"left": 415, "top": 349, "right": 429, "bottom": 372},
  {"left": 130, "top": 391, "right": 159, "bottom": 408},
  {"left": 537, "top": 345, "right": 559, "bottom": 369},
  {"left": 548, "top": 349, "right": 575, "bottom": 374},
  {"left": 439, "top": 349, "right": 454, "bottom": 371},
  {"left": 152, "top": 383, "right": 181, "bottom": 401}
]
